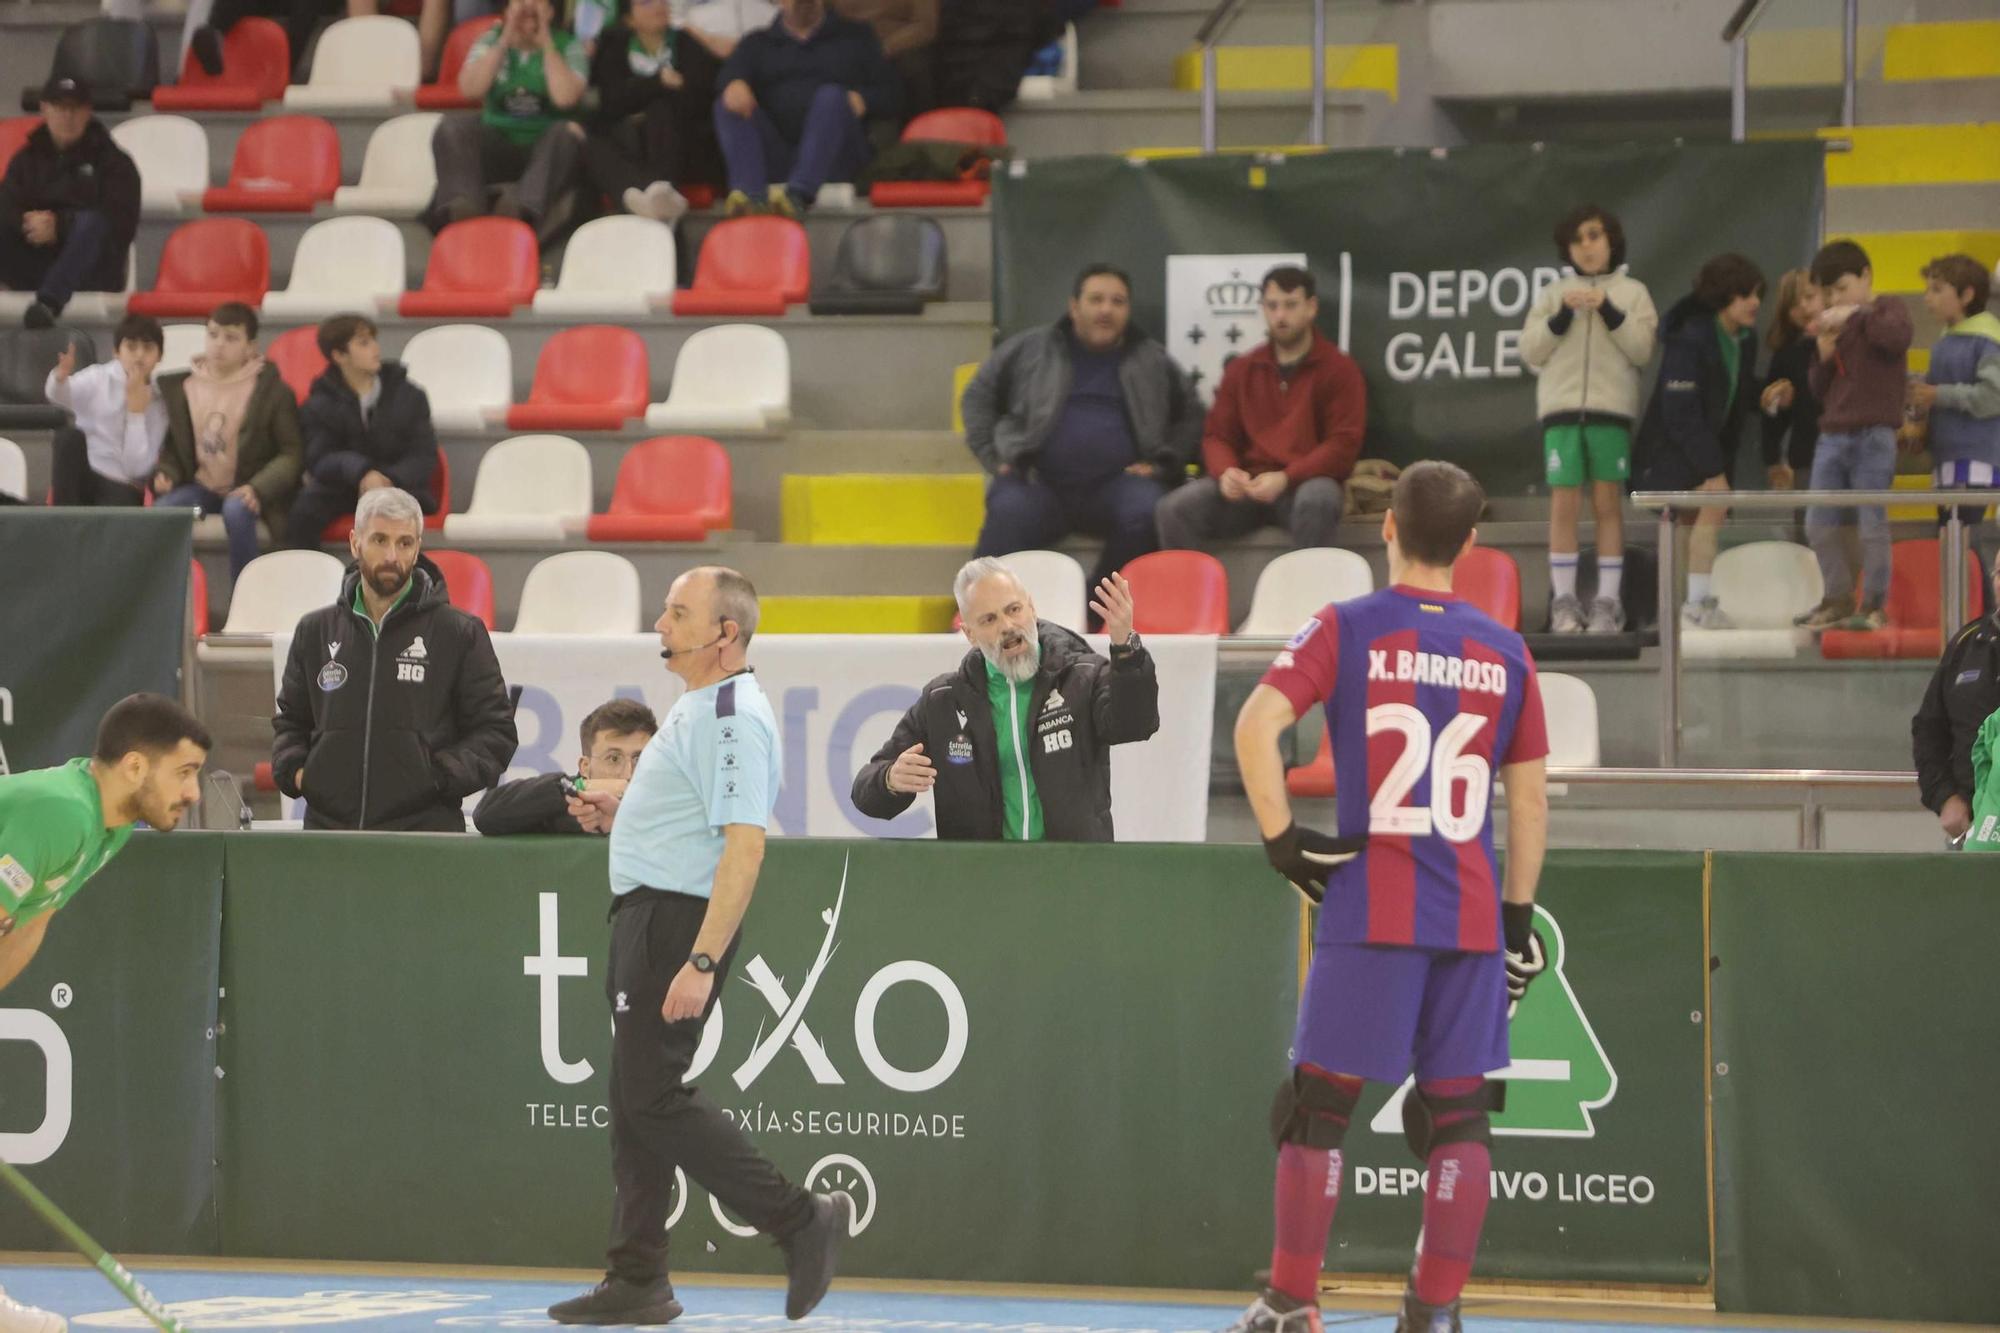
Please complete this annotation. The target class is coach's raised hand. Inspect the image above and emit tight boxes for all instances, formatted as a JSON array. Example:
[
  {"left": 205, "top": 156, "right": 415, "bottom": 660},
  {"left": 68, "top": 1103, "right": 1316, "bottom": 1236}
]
[
  {"left": 886, "top": 743, "right": 935, "bottom": 794},
  {"left": 1091, "top": 571, "right": 1136, "bottom": 644}
]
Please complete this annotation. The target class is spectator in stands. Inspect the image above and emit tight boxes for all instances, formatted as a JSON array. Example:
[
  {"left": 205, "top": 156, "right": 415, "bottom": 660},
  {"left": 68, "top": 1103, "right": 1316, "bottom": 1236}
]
[
  {"left": 713, "top": 0, "right": 901, "bottom": 217},
  {"left": 46, "top": 317, "right": 165, "bottom": 508},
  {"left": 963, "top": 263, "right": 1202, "bottom": 609},
  {"left": 152, "top": 303, "right": 305, "bottom": 580},
  {"left": 1154, "top": 266, "right": 1364, "bottom": 555},
  {"left": 0, "top": 79, "right": 140, "bottom": 331},
  {"left": 1758, "top": 268, "right": 1823, "bottom": 491},
  {"left": 852, "top": 557, "right": 1157, "bottom": 841},
  {"left": 431, "top": 0, "right": 590, "bottom": 247},
  {"left": 288, "top": 313, "right": 440, "bottom": 549},
  {"left": 1907, "top": 254, "right": 2000, "bottom": 576},
  {"left": 476, "top": 698, "right": 658, "bottom": 834},
  {"left": 829, "top": 0, "right": 936, "bottom": 112},
  {"left": 1518, "top": 203, "right": 1657, "bottom": 635},
  {"left": 274, "top": 487, "right": 517, "bottom": 831},
  {"left": 1633, "top": 253, "right": 1764, "bottom": 630},
  {"left": 1912, "top": 564, "right": 2000, "bottom": 847},
  {"left": 931, "top": 0, "right": 1058, "bottom": 111},
  {"left": 581, "top": 0, "right": 725, "bottom": 222},
  {"left": 1795, "top": 239, "right": 1914, "bottom": 633}
]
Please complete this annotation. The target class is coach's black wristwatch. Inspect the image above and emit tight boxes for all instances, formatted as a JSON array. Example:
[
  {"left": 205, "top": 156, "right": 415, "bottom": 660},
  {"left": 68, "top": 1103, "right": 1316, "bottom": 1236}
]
[
  {"left": 690, "top": 952, "right": 718, "bottom": 974},
  {"left": 1109, "top": 631, "right": 1142, "bottom": 660}
]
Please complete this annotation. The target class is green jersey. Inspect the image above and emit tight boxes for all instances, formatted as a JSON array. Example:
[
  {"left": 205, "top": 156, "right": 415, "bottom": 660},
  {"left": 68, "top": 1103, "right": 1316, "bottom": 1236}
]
[
  {"left": 1967, "top": 707, "right": 2000, "bottom": 852},
  {"left": 0, "top": 758, "right": 131, "bottom": 929},
  {"left": 471, "top": 28, "right": 589, "bottom": 146},
  {"left": 984, "top": 661, "right": 1044, "bottom": 841}
]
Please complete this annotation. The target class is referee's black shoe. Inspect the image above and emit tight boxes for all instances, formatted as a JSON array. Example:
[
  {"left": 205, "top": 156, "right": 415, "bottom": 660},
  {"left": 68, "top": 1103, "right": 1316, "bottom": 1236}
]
[
  {"left": 780, "top": 1190, "right": 853, "bottom": 1320},
  {"left": 548, "top": 1275, "right": 683, "bottom": 1326}
]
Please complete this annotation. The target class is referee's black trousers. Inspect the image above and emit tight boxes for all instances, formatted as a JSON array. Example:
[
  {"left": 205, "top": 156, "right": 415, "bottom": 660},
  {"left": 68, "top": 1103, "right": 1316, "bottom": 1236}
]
[{"left": 605, "top": 888, "right": 814, "bottom": 1283}]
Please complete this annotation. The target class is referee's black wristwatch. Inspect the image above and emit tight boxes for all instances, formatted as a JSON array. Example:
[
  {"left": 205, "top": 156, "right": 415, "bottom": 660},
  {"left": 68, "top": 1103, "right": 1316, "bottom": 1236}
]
[
  {"left": 1109, "top": 630, "right": 1143, "bottom": 662},
  {"left": 690, "top": 952, "right": 718, "bottom": 974}
]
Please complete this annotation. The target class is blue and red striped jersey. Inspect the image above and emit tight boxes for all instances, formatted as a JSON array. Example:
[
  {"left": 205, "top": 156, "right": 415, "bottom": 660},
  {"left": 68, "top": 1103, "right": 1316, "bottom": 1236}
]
[{"left": 1261, "top": 584, "right": 1548, "bottom": 952}]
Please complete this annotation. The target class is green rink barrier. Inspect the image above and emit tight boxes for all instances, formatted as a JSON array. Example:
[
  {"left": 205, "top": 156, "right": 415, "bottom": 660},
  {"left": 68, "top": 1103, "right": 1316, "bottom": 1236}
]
[{"left": 2, "top": 837, "right": 1994, "bottom": 1321}]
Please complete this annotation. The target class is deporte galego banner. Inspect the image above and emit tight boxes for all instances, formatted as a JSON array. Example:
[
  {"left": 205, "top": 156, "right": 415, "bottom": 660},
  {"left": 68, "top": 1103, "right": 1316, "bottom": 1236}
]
[
  {"left": 271, "top": 632, "right": 1218, "bottom": 841},
  {"left": 992, "top": 142, "right": 1826, "bottom": 492}
]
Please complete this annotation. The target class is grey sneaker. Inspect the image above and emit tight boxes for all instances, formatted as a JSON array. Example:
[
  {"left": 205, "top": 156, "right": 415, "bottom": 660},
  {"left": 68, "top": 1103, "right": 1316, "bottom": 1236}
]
[
  {"left": 1839, "top": 604, "right": 1887, "bottom": 631},
  {"left": 1586, "top": 597, "right": 1625, "bottom": 633},
  {"left": 1680, "top": 595, "right": 1733, "bottom": 630},
  {"left": 1549, "top": 593, "right": 1585, "bottom": 633},
  {"left": 1220, "top": 1289, "right": 1321, "bottom": 1333},
  {"left": 1392, "top": 1288, "right": 1461, "bottom": 1333},
  {"left": 548, "top": 1276, "right": 681, "bottom": 1326},
  {"left": 1795, "top": 598, "right": 1850, "bottom": 631}
]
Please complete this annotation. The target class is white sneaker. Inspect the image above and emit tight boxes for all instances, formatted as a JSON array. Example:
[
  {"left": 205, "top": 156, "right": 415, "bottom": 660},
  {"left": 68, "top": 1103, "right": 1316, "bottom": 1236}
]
[
  {"left": 0, "top": 1286, "right": 67, "bottom": 1333},
  {"left": 1680, "top": 596, "right": 1733, "bottom": 630},
  {"left": 1586, "top": 597, "right": 1625, "bottom": 633},
  {"left": 642, "top": 180, "right": 689, "bottom": 223},
  {"left": 1549, "top": 593, "right": 1585, "bottom": 633}
]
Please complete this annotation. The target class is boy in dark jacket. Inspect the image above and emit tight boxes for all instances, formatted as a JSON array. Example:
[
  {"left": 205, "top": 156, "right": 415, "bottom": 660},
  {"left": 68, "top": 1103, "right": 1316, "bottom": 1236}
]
[
  {"left": 475, "top": 698, "right": 658, "bottom": 835},
  {"left": 287, "top": 313, "right": 440, "bottom": 548},
  {"left": 1633, "top": 253, "right": 1765, "bottom": 629},
  {"left": 581, "top": 0, "right": 725, "bottom": 221},
  {"left": 0, "top": 79, "right": 141, "bottom": 328}
]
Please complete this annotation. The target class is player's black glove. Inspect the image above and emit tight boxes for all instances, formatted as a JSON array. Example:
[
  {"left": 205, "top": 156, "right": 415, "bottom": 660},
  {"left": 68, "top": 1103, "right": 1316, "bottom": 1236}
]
[
  {"left": 1261, "top": 823, "right": 1367, "bottom": 905},
  {"left": 1503, "top": 901, "right": 1546, "bottom": 1018}
]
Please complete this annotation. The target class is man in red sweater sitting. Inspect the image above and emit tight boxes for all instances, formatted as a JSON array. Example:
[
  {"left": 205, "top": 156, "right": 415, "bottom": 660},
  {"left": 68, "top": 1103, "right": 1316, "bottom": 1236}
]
[{"left": 1156, "top": 266, "right": 1366, "bottom": 553}]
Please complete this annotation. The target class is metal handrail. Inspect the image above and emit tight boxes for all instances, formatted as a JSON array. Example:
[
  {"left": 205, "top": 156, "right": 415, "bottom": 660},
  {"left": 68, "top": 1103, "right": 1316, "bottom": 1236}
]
[
  {"left": 1196, "top": 0, "right": 1328, "bottom": 155},
  {"left": 1726, "top": 0, "right": 1856, "bottom": 142},
  {"left": 1544, "top": 767, "right": 1910, "bottom": 787},
  {"left": 1720, "top": 0, "right": 1778, "bottom": 43},
  {"left": 1633, "top": 489, "right": 1989, "bottom": 509}
]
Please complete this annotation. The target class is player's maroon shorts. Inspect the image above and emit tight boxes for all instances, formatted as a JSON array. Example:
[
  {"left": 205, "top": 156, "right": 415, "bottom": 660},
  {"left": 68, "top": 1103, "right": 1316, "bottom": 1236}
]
[{"left": 1292, "top": 942, "right": 1510, "bottom": 1084}]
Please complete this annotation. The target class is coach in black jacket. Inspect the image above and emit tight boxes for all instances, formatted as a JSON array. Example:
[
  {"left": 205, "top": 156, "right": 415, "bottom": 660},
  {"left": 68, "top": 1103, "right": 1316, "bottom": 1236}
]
[
  {"left": 273, "top": 488, "right": 517, "bottom": 831},
  {"left": 1913, "top": 568, "right": 2000, "bottom": 845},
  {"left": 0, "top": 79, "right": 141, "bottom": 326},
  {"left": 852, "top": 557, "right": 1158, "bottom": 841}
]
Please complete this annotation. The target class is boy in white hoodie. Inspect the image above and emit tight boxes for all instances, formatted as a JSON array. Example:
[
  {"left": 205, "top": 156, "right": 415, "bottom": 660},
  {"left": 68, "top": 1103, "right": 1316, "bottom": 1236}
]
[
  {"left": 44, "top": 314, "right": 167, "bottom": 506},
  {"left": 1519, "top": 205, "right": 1658, "bottom": 633}
]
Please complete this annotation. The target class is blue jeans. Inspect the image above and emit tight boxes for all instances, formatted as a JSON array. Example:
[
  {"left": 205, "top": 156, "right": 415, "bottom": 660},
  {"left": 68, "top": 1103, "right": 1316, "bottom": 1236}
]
[
  {"left": 712, "top": 84, "right": 868, "bottom": 199},
  {"left": 160, "top": 482, "right": 261, "bottom": 579},
  {"left": 0, "top": 208, "right": 111, "bottom": 312},
  {"left": 1805, "top": 426, "right": 1896, "bottom": 607},
  {"left": 974, "top": 470, "right": 1167, "bottom": 605}
]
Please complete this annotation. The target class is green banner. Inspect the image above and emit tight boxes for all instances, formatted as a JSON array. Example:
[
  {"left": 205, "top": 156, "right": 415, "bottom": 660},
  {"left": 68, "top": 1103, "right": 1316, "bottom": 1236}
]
[
  {"left": 0, "top": 510, "right": 193, "bottom": 773},
  {"left": 1711, "top": 854, "right": 2000, "bottom": 1325},
  {"left": 0, "top": 832, "right": 222, "bottom": 1254},
  {"left": 992, "top": 143, "right": 1825, "bottom": 492},
  {"left": 1324, "top": 852, "right": 1709, "bottom": 1286},
  {"left": 214, "top": 837, "right": 1299, "bottom": 1288}
]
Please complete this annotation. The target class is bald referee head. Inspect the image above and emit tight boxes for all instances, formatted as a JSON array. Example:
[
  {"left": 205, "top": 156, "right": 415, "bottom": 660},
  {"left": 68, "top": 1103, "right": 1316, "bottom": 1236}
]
[{"left": 655, "top": 566, "right": 760, "bottom": 687}]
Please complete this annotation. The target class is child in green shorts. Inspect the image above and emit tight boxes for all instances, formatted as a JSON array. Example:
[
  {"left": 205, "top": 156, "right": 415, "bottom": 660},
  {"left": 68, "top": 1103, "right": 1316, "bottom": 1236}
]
[{"left": 1520, "top": 204, "right": 1658, "bottom": 632}]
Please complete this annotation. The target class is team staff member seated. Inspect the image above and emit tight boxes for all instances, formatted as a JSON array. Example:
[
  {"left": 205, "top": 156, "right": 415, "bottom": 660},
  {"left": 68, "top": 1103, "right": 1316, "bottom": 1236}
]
[
  {"left": 851, "top": 556, "right": 1159, "bottom": 841},
  {"left": 475, "top": 699, "right": 658, "bottom": 835}
]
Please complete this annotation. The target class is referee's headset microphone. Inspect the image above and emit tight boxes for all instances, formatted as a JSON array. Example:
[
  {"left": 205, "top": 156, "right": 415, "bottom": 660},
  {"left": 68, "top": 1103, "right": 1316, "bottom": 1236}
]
[{"left": 661, "top": 621, "right": 735, "bottom": 661}]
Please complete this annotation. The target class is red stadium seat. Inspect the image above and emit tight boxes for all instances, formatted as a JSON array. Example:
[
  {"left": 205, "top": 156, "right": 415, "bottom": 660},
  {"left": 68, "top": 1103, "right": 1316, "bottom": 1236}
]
[
  {"left": 585, "top": 435, "right": 732, "bottom": 542},
  {"left": 670, "top": 216, "right": 809, "bottom": 316},
  {"left": 321, "top": 447, "right": 452, "bottom": 540},
  {"left": 265, "top": 325, "right": 324, "bottom": 403},
  {"left": 0, "top": 116, "right": 37, "bottom": 176},
  {"left": 1286, "top": 728, "right": 1334, "bottom": 799},
  {"left": 399, "top": 217, "right": 537, "bottom": 317},
  {"left": 1454, "top": 546, "right": 1521, "bottom": 629},
  {"left": 153, "top": 16, "right": 288, "bottom": 110},
  {"left": 126, "top": 218, "right": 270, "bottom": 316},
  {"left": 870, "top": 107, "right": 1005, "bottom": 208},
  {"left": 424, "top": 548, "right": 495, "bottom": 627},
  {"left": 1821, "top": 540, "right": 1982, "bottom": 660},
  {"left": 505, "top": 326, "right": 648, "bottom": 431},
  {"left": 202, "top": 114, "right": 340, "bottom": 212},
  {"left": 188, "top": 557, "right": 208, "bottom": 637},
  {"left": 414, "top": 15, "right": 499, "bottom": 109},
  {"left": 1121, "top": 550, "right": 1229, "bottom": 634}
]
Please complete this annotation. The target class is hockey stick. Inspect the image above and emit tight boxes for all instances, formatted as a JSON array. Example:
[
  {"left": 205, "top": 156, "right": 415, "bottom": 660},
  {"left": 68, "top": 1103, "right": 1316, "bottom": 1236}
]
[{"left": 0, "top": 1158, "right": 188, "bottom": 1332}]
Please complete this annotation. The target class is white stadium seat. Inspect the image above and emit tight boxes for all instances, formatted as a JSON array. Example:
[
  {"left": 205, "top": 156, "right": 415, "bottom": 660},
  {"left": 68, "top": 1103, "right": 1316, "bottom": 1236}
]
[
  {"left": 1017, "top": 23, "right": 1078, "bottom": 100},
  {"left": 1537, "top": 671, "right": 1601, "bottom": 768},
  {"left": 513, "top": 550, "right": 642, "bottom": 634},
  {"left": 220, "top": 550, "right": 345, "bottom": 634},
  {"left": 1683, "top": 540, "right": 1824, "bottom": 660},
  {"left": 0, "top": 437, "right": 26, "bottom": 502},
  {"left": 332, "top": 113, "right": 442, "bottom": 216},
  {"left": 401, "top": 324, "right": 512, "bottom": 432},
  {"left": 532, "top": 215, "right": 677, "bottom": 318},
  {"left": 261, "top": 216, "right": 407, "bottom": 320},
  {"left": 1000, "top": 549, "right": 1087, "bottom": 634},
  {"left": 645, "top": 324, "right": 790, "bottom": 433},
  {"left": 1236, "top": 547, "right": 1374, "bottom": 634},
  {"left": 157, "top": 322, "right": 206, "bottom": 377},
  {"left": 283, "top": 16, "right": 421, "bottom": 109},
  {"left": 442, "top": 434, "right": 592, "bottom": 543},
  {"left": 110, "top": 114, "right": 209, "bottom": 213}
]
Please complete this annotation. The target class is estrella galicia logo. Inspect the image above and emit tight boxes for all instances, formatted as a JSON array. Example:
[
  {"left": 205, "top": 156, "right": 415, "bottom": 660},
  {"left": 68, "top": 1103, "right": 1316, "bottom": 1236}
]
[{"left": 317, "top": 661, "right": 348, "bottom": 692}]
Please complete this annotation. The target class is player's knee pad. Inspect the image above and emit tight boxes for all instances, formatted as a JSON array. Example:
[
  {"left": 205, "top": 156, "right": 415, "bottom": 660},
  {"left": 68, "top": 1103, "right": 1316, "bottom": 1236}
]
[
  {"left": 1401, "top": 1080, "right": 1505, "bottom": 1163},
  {"left": 1269, "top": 1066, "right": 1361, "bottom": 1150}
]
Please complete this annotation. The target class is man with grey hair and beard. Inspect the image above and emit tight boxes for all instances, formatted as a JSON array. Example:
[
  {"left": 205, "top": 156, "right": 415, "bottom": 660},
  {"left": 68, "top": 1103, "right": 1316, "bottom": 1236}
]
[{"left": 851, "top": 559, "right": 1160, "bottom": 841}]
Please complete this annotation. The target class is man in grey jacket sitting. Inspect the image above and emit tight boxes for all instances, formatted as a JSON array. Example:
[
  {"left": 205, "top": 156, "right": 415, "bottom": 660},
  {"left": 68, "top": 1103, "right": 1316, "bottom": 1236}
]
[{"left": 962, "top": 263, "right": 1202, "bottom": 618}]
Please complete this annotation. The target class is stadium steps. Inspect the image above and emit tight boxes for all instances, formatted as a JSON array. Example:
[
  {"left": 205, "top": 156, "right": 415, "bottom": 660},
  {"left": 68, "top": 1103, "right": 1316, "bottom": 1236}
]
[
  {"left": 1170, "top": 44, "right": 1399, "bottom": 100},
  {"left": 780, "top": 474, "right": 985, "bottom": 547}
]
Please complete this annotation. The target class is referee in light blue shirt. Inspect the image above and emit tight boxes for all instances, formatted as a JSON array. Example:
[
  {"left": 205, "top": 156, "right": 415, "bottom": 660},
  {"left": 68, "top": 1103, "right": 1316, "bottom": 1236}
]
[{"left": 548, "top": 566, "right": 852, "bottom": 1329}]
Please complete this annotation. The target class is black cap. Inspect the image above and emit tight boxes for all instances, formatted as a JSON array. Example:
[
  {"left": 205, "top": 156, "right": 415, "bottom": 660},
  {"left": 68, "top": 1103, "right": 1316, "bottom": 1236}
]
[{"left": 40, "top": 76, "right": 91, "bottom": 107}]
